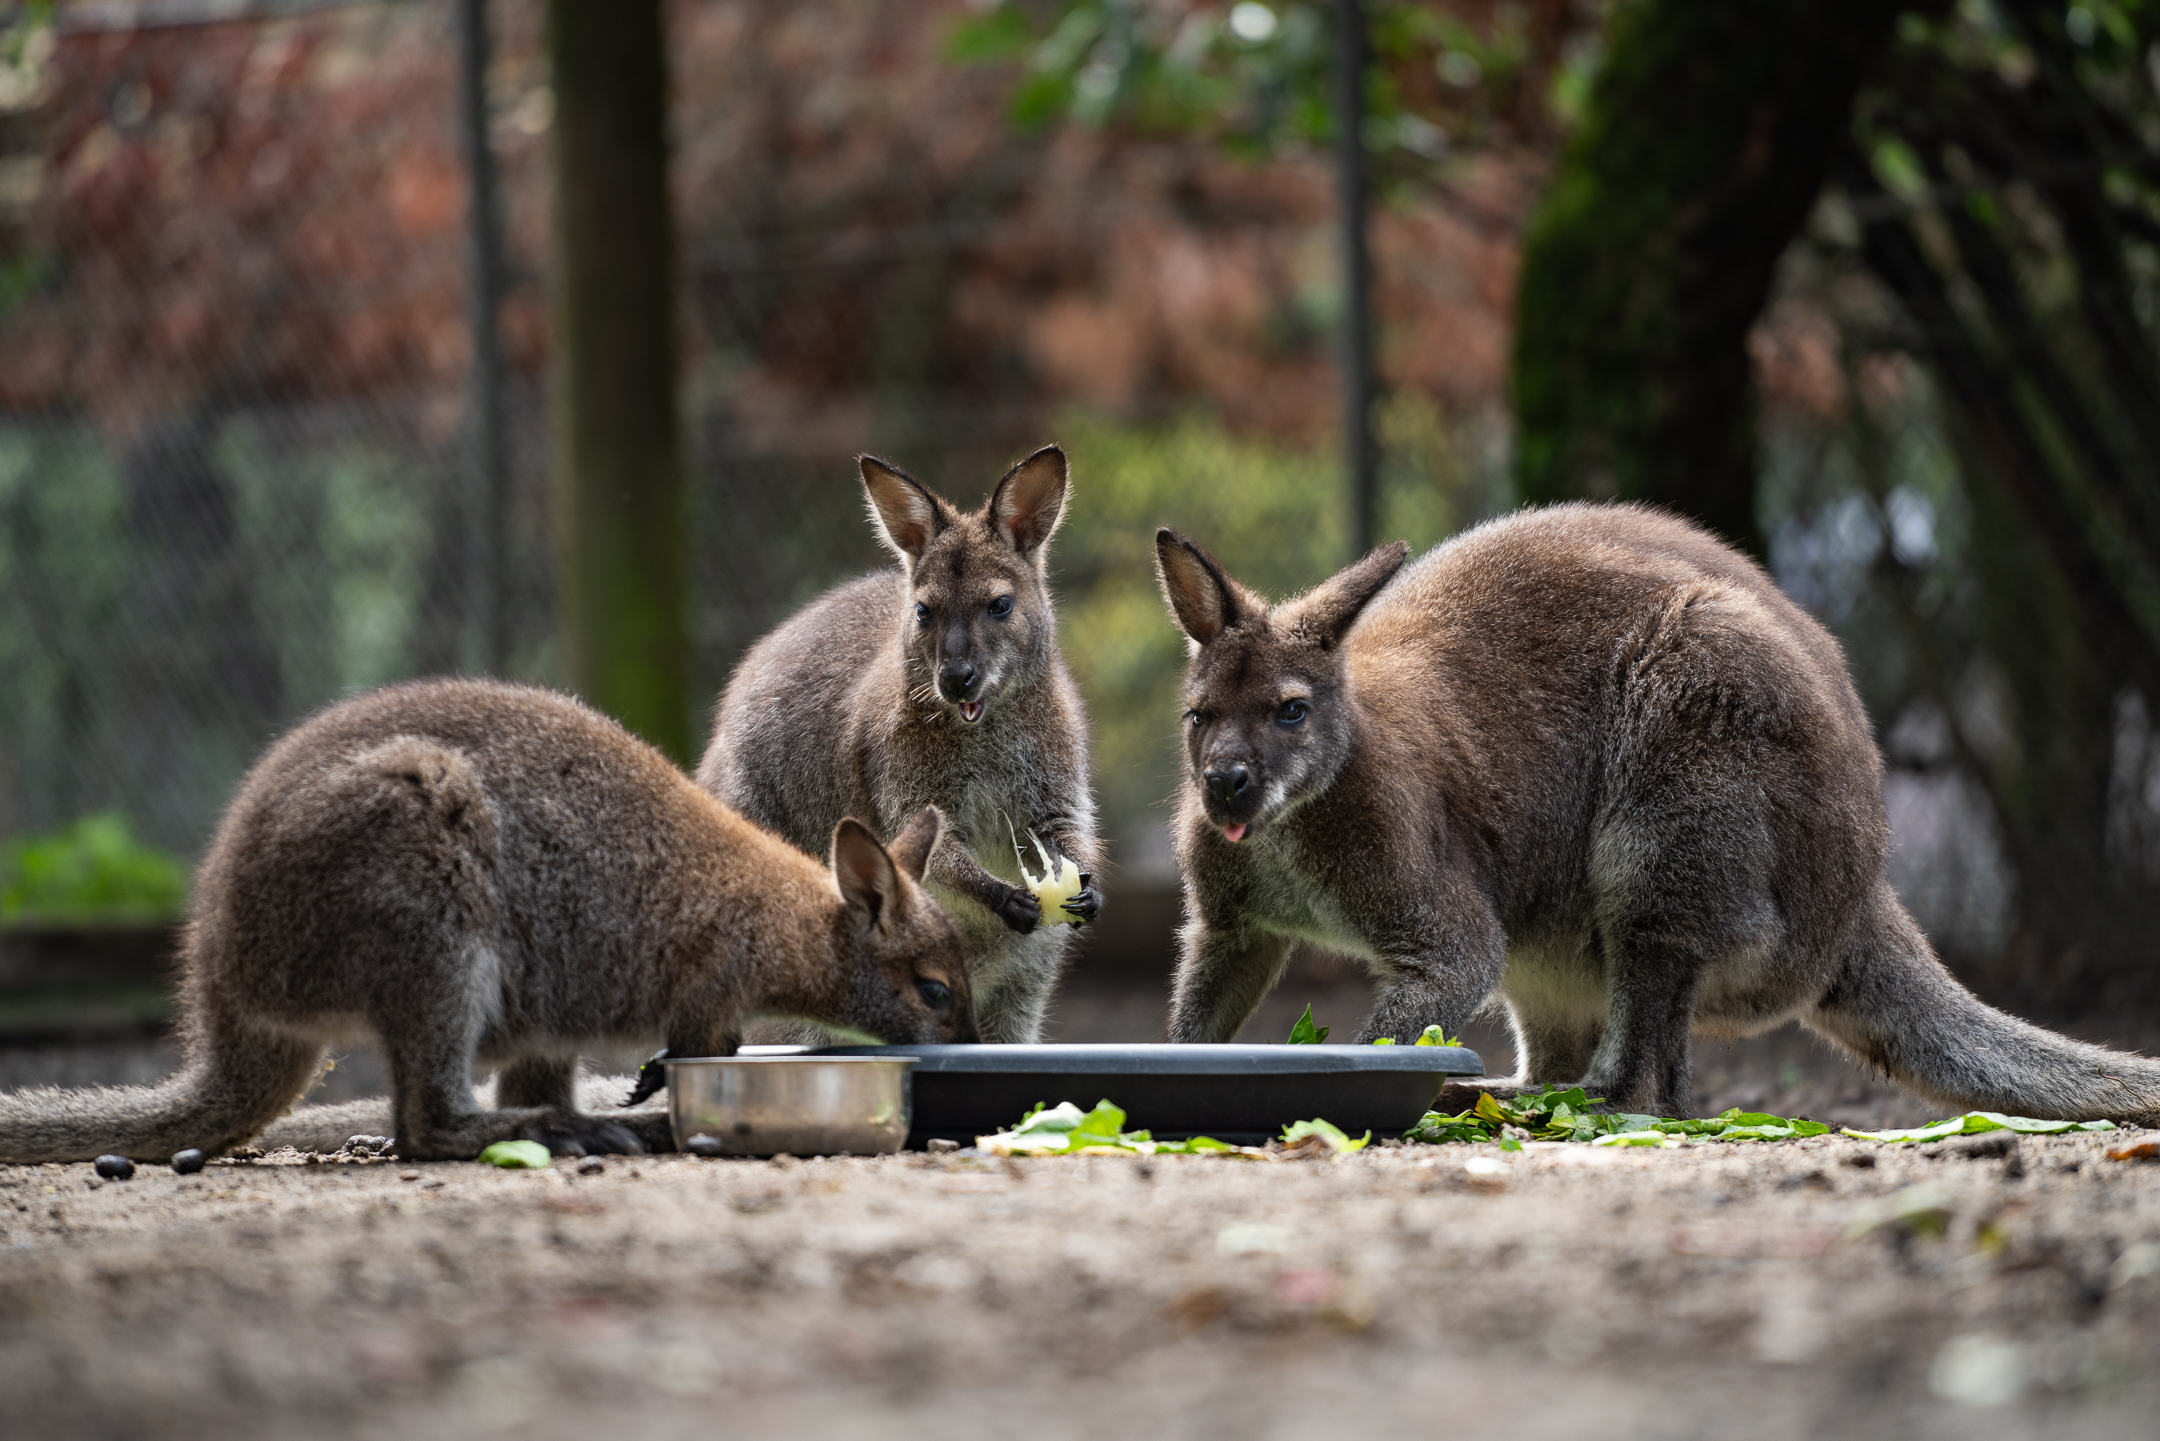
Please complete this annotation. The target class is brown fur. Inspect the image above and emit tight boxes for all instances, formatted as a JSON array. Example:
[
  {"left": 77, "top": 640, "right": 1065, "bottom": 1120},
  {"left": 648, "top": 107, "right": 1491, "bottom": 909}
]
[
  {"left": 0, "top": 679, "right": 974, "bottom": 1163},
  {"left": 697, "top": 447, "right": 1101, "bottom": 1042},
  {"left": 1157, "top": 504, "right": 2160, "bottom": 1123}
]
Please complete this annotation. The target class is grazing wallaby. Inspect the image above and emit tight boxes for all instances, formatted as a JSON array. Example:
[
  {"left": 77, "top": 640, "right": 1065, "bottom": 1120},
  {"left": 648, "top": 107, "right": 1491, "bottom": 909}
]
[
  {"left": 1156, "top": 505, "right": 2160, "bottom": 1123},
  {"left": 0, "top": 679, "right": 974, "bottom": 1164},
  {"left": 698, "top": 446, "right": 1101, "bottom": 1042}
]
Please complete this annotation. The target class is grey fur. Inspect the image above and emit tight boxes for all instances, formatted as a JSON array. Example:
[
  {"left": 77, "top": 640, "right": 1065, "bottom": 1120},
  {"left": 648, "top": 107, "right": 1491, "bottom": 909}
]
[
  {"left": 1156, "top": 505, "right": 2160, "bottom": 1123},
  {"left": 0, "top": 679, "right": 974, "bottom": 1163},
  {"left": 697, "top": 447, "right": 1101, "bottom": 1042}
]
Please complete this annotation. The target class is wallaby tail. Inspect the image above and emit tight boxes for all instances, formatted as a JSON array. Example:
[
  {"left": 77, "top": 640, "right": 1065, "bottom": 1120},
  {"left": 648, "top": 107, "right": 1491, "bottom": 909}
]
[
  {"left": 0, "top": 1012, "right": 325, "bottom": 1164},
  {"left": 1806, "top": 884, "right": 2160, "bottom": 1126}
]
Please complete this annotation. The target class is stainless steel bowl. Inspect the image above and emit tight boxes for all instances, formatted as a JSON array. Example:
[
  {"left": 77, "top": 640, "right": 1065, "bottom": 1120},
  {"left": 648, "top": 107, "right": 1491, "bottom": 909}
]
[{"left": 664, "top": 1055, "right": 917, "bottom": 1157}]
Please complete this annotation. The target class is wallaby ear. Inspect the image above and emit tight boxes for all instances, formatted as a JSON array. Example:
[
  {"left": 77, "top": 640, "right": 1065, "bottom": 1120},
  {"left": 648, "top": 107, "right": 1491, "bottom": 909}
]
[
  {"left": 1288, "top": 541, "right": 1409, "bottom": 648},
  {"left": 888, "top": 804, "right": 943, "bottom": 882},
  {"left": 986, "top": 445, "right": 1069, "bottom": 557},
  {"left": 1155, "top": 528, "right": 1242, "bottom": 646},
  {"left": 831, "top": 816, "right": 903, "bottom": 934},
  {"left": 861, "top": 456, "right": 947, "bottom": 563}
]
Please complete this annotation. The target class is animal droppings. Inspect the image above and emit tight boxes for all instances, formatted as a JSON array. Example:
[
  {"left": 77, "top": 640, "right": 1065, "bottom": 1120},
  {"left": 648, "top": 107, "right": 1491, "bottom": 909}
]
[
  {"left": 93, "top": 1155, "right": 135, "bottom": 1181},
  {"left": 576, "top": 1157, "right": 606, "bottom": 1175},
  {"left": 169, "top": 1149, "right": 206, "bottom": 1175},
  {"left": 685, "top": 1135, "right": 726, "bottom": 1158}
]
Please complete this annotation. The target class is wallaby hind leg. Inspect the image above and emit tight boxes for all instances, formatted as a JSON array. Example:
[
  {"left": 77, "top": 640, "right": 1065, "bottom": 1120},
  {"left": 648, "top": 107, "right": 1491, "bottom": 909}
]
[
  {"left": 494, "top": 1055, "right": 576, "bottom": 1110},
  {"left": 1510, "top": 1009, "right": 1604, "bottom": 1090},
  {"left": 1577, "top": 921, "right": 1704, "bottom": 1115},
  {"left": 377, "top": 948, "right": 641, "bottom": 1160}
]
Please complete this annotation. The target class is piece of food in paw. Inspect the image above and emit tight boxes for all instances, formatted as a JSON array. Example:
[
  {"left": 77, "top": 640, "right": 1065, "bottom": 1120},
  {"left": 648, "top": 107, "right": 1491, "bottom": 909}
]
[{"left": 1010, "top": 823, "right": 1085, "bottom": 927}]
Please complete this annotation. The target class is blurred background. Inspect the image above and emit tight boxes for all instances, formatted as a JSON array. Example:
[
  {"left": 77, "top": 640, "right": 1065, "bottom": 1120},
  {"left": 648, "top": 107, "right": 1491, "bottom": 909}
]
[{"left": 1, "top": 0, "right": 2156, "bottom": 1112}]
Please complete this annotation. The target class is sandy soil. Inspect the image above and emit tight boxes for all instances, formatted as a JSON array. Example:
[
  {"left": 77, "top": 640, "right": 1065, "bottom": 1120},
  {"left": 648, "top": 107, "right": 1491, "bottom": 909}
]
[
  {"left": 5, "top": 961, "right": 2157, "bottom": 1440},
  {"left": 2, "top": 1121, "right": 2156, "bottom": 1440}
]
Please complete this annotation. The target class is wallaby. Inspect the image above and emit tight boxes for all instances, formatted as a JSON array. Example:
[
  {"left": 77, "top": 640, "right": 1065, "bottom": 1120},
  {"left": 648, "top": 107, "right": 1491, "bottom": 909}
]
[
  {"left": 1155, "top": 505, "right": 2160, "bottom": 1123},
  {"left": 698, "top": 445, "right": 1101, "bottom": 1043},
  {"left": 0, "top": 679, "right": 974, "bottom": 1164}
]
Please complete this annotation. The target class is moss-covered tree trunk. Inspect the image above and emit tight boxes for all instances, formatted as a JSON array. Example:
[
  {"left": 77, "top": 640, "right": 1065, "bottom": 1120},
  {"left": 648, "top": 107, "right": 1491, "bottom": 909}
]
[
  {"left": 1510, "top": 0, "right": 1897, "bottom": 553},
  {"left": 546, "top": 0, "right": 691, "bottom": 762}
]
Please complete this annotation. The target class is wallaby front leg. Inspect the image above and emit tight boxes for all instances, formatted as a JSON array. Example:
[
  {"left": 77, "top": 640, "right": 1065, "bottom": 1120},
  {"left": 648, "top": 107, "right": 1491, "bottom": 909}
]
[
  {"left": 1168, "top": 923, "right": 1291, "bottom": 1043},
  {"left": 1357, "top": 907, "right": 1507, "bottom": 1045},
  {"left": 928, "top": 827, "right": 1040, "bottom": 934}
]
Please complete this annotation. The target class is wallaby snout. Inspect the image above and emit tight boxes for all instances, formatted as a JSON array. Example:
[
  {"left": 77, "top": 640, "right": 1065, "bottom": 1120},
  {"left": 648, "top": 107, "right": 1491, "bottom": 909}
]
[
  {"left": 937, "top": 651, "right": 981, "bottom": 704},
  {"left": 1203, "top": 761, "right": 1256, "bottom": 819}
]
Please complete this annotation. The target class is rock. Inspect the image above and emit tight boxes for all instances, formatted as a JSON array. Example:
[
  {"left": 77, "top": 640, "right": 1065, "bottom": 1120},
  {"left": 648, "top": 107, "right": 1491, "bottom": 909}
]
[
  {"left": 93, "top": 1155, "right": 135, "bottom": 1181},
  {"left": 170, "top": 1149, "right": 206, "bottom": 1175}
]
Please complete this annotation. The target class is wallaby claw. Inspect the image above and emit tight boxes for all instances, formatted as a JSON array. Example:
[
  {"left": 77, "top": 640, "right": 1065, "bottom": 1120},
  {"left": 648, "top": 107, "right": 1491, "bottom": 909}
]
[
  {"left": 624, "top": 1048, "right": 669, "bottom": 1107},
  {"left": 1062, "top": 875, "right": 1102, "bottom": 924}
]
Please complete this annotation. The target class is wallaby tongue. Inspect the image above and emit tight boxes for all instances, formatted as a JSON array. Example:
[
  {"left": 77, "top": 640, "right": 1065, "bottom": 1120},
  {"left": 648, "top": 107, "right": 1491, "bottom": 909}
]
[{"left": 1224, "top": 823, "right": 1248, "bottom": 843}]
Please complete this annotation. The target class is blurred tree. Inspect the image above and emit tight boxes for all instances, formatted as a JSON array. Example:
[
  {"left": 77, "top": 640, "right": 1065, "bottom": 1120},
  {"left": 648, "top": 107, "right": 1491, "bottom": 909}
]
[
  {"left": 1510, "top": 0, "right": 1898, "bottom": 553},
  {"left": 547, "top": 0, "right": 691, "bottom": 762},
  {"left": 1829, "top": 0, "right": 2160, "bottom": 1001}
]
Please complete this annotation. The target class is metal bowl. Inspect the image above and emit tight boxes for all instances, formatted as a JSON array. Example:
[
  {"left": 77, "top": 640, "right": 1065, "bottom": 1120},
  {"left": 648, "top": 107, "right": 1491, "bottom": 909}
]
[{"left": 663, "top": 1055, "right": 917, "bottom": 1157}]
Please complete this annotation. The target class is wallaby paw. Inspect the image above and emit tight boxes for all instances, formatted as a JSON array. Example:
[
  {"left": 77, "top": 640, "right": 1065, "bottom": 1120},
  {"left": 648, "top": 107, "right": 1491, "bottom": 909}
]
[
  {"left": 994, "top": 887, "right": 1041, "bottom": 935},
  {"left": 517, "top": 1112, "right": 645, "bottom": 1158},
  {"left": 620, "top": 1112, "right": 678, "bottom": 1153},
  {"left": 1061, "top": 876, "right": 1101, "bottom": 925}
]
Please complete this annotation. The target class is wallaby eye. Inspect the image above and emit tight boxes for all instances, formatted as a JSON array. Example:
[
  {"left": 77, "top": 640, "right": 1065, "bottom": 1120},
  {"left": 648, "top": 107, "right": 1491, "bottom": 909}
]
[
  {"left": 1276, "top": 699, "right": 1308, "bottom": 727},
  {"left": 915, "top": 979, "right": 952, "bottom": 1010},
  {"left": 914, "top": 602, "right": 930, "bottom": 626},
  {"left": 987, "top": 595, "right": 1014, "bottom": 618}
]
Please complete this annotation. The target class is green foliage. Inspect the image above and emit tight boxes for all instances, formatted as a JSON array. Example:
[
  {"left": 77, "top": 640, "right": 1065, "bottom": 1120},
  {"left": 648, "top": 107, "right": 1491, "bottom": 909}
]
[
  {"left": 0, "top": 813, "right": 188, "bottom": 925},
  {"left": 945, "top": 0, "right": 1551, "bottom": 182},
  {"left": 1404, "top": 1085, "right": 1834, "bottom": 1146},
  {"left": 1286, "top": 1003, "right": 1327, "bottom": 1044}
]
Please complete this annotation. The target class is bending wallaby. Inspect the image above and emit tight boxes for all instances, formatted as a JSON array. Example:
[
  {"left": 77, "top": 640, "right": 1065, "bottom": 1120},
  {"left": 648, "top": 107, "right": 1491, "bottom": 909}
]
[
  {"left": 698, "top": 446, "right": 1101, "bottom": 1042},
  {"left": 1156, "top": 505, "right": 2160, "bottom": 1123},
  {"left": 0, "top": 679, "right": 974, "bottom": 1164}
]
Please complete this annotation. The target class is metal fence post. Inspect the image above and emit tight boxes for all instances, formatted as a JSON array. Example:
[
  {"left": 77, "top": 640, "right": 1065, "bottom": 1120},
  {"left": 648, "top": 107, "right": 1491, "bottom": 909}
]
[
  {"left": 1335, "top": 0, "right": 1376, "bottom": 560},
  {"left": 457, "top": 0, "right": 509, "bottom": 675}
]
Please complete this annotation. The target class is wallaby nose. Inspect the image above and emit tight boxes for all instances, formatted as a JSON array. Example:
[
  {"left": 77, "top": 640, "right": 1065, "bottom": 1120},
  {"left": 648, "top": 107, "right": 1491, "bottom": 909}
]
[
  {"left": 938, "top": 660, "right": 978, "bottom": 701},
  {"left": 1204, "top": 764, "right": 1251, "bottom": 809}
]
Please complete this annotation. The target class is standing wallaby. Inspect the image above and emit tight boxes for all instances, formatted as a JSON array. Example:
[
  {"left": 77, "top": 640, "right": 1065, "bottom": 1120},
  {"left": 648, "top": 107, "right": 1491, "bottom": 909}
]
[
  {"left": 0, "top": 679, "right": 974, "bottom": 1164},
  {"left": 1155, "top": 505, "right": 2160, "bottom": 1123},
  {"left": 698, "top": 446, "right": 1101, "bottom": 1043}
]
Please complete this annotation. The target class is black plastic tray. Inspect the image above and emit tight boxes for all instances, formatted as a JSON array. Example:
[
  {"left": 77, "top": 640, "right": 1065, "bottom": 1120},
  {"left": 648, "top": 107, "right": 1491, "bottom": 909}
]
[{"left": 809, "top": 1043, "right": 1486, "bottom": 1147}]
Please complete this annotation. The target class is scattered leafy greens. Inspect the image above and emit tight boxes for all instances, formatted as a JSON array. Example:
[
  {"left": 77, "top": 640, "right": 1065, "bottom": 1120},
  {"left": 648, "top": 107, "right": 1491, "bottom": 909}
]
[
  {"left": 476, "top": 1140, "right": 552, "bottom": 1169},
  {"left": 1404, "top": 1086, "right": 1832, "bottom": 1146},
  {"left": 1406, "top": 1089, "right": 2122, "bottom": 1147},
  {"left": 1841, "top": 1113, "right": 2116, "bottom": 1143},
  {"left": 974, "top": 1100, "right": 1369, "bottom": 1158},
  {"left": 1280, "top": 1118, "right": 1370, "bottom": 1153},
  {"left": 1286, "top": 1005, "right": 1327, "bottom": 1044}
]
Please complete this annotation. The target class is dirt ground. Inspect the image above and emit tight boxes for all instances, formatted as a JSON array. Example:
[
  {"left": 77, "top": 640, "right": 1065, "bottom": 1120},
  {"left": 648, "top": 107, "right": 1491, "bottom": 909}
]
[
  {"left": 2, "top": 1125, "right": 2156, "bottom": 1441},
  {"left": 3, "top": 969, "right": 2157, "bottom": 1440}
]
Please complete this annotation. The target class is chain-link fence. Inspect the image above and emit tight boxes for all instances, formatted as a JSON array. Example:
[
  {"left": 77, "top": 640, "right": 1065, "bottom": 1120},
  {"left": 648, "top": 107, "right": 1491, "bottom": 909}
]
[{"left": 11, "top": 0, "right": 2145, "bottom": 1012}]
